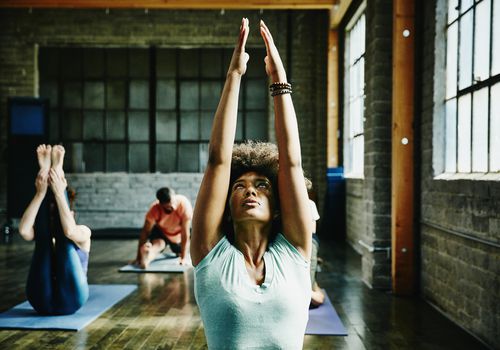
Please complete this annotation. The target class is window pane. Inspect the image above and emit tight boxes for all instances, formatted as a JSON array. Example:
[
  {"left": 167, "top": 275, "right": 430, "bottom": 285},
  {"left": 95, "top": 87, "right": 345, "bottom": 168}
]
[
  {"left": 446, "top": 22, "right": 458, "bottom": 99},
  {"left": 180, "top": 81, "right": 199, "bottom": 110},
  {"left": 66, "top": 142, "right": 84, "bottom": 173},
  {"left": 236, "top": 112, "right": 244, "bottom": 141},
  {"left": 157, "top": 49, "right": 176, "bottom": 78},
  {"left": 352, "top": 135, "right": 364, "bottom": 175},
  {"left": 39, "top": 49, "right": 59, "bottom": 79},
  {"left": 84, "top": 82, "right": 105, "bottom": 109},
  {"left": 460, "top": 0, "right": 473, "bottom": 13},
  {"left": 199, "top": 142, "right": 209, "bottom": 173},
  {"left": 156, "top": 111, "right": 177, "bottom": 141},
  {"left": 84, "top": 143, "right": 104, "bottom": 172},
  {"left": 445, "top": 98, "right": 457, "bottom": 172},
  {"left": 63, "top": 82, "right": 82, "bottom": 108},
  {"left": 129, "top": 80, "right": 149, "bottom": 109},
  {"left": 83, "top": 111, "right": 104, "bottom": 140},
  {"left": 180, "top": 111, "right": 199, "bottom": 140},
  {"left": 493, "top": 0, "right": 500, "bottom": 75},
  {"left": 201, "top": 50, "right": 221, "bottom": 78},
  {"left": 457, "top": 93, "right": 471, "bottom": 172},
  {"left": 473, "top": 0, "right": 491, "bottom": 83},
  {"left": 84, "top": 49, "right": 104, "bottom": 78},
  {"left": 201, "top": 81, "right": 221, "bottom": 110},
  {"left": 49, "top": 109, "right": 59, "bottom": 143},
  {"left": 106, "top": 111, "right": 126, "bottom": 140},
  {"left": 128, "top": 111, "right": 149, "bottom": 141},
  {"left": 106, "top": 143, "right": 127, "bottom": 172},
  {"left": 129, "top": 49, "right": 149, "bottom": 78},
  {"left": 61, "top": 49, "right": 82, "bottom": 78},
  {"left": 472, "top": 87, "right": 488, "bottom": 172},
  {"left": 156, "top": 143, "right": 177, "bottom": 173},
  {"left": 179, "top": 50, "right": 199, "bottom": 78},
  {"left": 107, "top": 49, "right": 127, "bottom": 77},
  {"left": 40, "top": 81, "right": 58, "bottom": 108},
  {"left": 157, "top": 79, "right": 176, "bottom": 110},
  {"left": 200, "top": 111, "right": 214, "bottom": 140},
  {"left": 107, "top": 81, "right": 126, "bottom": 109},
  {"left": 246, "top": 79, "right": 266, "bottom": 109},
  {"left": 490, "top": 83, "right": 500, "bottom": 171},
  {"left": 458, "top": 11, "right": 473, "bottom": 89},
  {"left": 246, "top": 49, "right": 265, "bottom": 78},
  {"left": 129, "top": 143, "right": 149, "bottom": 173},
  {"left": 178, "top": 143, "right": 199, "bottom": 172},
  {"left": 63, "top": 110, "right": 82, "bottom": 141},
  {"left": 448, "top": 0, "right": 459, "bottom": 23},
  {"left": 245, "top": 111, "right": 267, "bottom": 140}
]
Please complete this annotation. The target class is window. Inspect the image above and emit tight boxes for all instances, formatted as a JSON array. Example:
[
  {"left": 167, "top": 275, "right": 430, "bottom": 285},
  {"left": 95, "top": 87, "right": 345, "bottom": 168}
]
[
  {"left": 444, "top": 0, "right": 500, "bottom": 174},
  {"left": 343, "top": 9, "right": 366, "bottom": 177},
  {"left": 39, "top": 47, "right": 268, "bottom": 173}
]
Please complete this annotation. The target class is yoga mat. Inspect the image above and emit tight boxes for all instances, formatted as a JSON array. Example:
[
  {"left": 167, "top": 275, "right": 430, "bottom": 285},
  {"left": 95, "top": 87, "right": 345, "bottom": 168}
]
[
  {"left": 119, "top": 253, "right": 191, "bottom": 273},
  {"left": 0, "top": 284, "right": 137, "bottom": 331},
  {"left": 306, "top": 290, "right": 347, "bottom": 336}
]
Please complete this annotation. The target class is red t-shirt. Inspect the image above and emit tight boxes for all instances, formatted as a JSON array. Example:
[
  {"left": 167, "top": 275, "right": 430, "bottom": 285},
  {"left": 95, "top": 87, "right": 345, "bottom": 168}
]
[{"left": 145, "top": 194, "right": 193, "bottom": 238}]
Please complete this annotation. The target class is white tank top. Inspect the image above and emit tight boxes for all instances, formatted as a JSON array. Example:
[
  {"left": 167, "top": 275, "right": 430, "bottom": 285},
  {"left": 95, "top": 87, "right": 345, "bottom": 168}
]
[{"left": 194, "top": 233, "right": 311, "bottom": 350}]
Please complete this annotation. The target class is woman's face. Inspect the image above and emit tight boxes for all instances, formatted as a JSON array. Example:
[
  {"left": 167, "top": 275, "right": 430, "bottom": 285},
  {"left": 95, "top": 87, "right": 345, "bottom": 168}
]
[{"left": 229, "top": 171, "right": 275, "bottom": 224}]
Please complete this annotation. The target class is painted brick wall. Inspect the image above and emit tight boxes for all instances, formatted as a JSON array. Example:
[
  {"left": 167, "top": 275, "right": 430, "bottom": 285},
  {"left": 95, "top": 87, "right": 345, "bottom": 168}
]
[
  {"left": 345, "top": 0, "right": 393, "bottom": 289},
  {"left": 0, "top": 9, "right": 328, "bottom": 230},
  {"left": 419, "top": 1, "right": 500, "bottom": 348}
]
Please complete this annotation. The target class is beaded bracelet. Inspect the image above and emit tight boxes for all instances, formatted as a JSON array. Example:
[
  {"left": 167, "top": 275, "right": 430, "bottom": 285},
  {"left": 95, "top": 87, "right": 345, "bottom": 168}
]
[
  {"left": 271, "top": 88, "right": 292, "bottom": 97},
  {"left": 269, "top": 82, "right": 292, "bottom": 92}
]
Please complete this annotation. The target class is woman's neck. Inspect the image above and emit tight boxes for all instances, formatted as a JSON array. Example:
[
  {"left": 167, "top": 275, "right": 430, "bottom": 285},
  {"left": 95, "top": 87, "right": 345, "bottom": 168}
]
[{"left": 233, "top": 222, "right": 271, "bottom": 267}]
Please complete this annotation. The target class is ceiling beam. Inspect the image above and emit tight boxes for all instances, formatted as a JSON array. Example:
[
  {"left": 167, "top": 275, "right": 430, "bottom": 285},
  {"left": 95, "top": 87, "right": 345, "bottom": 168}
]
[{"left": 0, "top": 0, "right": 336, "bottom": 10}]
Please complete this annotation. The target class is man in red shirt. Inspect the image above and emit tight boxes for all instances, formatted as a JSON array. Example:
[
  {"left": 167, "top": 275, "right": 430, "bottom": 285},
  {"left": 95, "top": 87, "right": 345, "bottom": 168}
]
[{"left": 134, "top": 187, "right": 193, "bottom": 268}]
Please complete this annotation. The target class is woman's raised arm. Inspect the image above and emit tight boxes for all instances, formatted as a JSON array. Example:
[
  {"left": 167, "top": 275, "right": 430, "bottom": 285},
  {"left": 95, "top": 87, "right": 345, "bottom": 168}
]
[
  {"left": 260, "top": 21, "right": 312, "bottom": 259},
  {"left": 190, "top": 18, "right": 249, "bottom": 266}
]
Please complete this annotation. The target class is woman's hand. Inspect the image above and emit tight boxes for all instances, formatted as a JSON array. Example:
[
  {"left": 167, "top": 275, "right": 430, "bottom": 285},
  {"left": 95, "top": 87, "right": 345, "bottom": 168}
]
[
  {"left": 227, "top": 18, "right": 250, "bottom": 77},
  {"left": 259, "top": 20, "right": 287, "bottom": 82},
  {"left": 49, "top": 168, "right": 67, "bottom": 197},
  {"left": 35, "top": 170, "right": 48, "bottom": 196}
]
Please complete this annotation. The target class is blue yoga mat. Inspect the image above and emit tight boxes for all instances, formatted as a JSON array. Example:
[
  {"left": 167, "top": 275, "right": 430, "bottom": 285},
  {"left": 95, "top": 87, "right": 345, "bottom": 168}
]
[
  {"left": 0, "top": 284, "right": 137, "bottom": 331},
  {"left": 306, "top": 290, "right": 347, "bottom": 336},
  {"left": 119, "top": 253, "right": 191, "bottom": 273}
]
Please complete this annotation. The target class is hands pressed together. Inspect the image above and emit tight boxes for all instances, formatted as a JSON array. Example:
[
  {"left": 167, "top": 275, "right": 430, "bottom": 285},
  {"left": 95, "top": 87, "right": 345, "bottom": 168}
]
[{"left": 228, "top": 18, "right": 287, "bottom": 83}]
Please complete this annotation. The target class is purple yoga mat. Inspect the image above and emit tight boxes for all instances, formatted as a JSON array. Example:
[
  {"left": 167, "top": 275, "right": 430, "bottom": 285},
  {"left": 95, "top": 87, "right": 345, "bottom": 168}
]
[{"left": 306, "top": 290, "right": 347, "bottom": 336}]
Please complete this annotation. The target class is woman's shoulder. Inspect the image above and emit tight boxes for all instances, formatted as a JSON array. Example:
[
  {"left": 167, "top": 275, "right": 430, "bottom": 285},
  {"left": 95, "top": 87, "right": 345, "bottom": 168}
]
[
  {"left": 269, "top": 233, "right": 309, "bottom": 266},
  {"left": 194, "top": 235, "right": 232, "bottom": 271}
]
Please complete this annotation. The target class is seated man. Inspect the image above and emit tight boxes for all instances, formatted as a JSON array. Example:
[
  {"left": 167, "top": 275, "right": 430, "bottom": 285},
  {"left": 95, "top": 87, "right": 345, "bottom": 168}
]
[{"left": 134, "top": 187, "right": 193, "bottom": 268}]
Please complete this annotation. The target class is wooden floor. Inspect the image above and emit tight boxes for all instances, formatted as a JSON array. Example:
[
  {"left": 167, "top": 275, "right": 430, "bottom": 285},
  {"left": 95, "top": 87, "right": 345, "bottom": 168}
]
[{"left": 0, "top": 237, "right": 488, "bottom": 350}]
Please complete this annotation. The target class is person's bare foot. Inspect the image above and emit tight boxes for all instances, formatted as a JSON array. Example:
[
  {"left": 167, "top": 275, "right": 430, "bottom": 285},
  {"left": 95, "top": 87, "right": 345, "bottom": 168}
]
[
  {"left": 139, "top": 242, "right": 154, "bottom": 269},
  {"left": 37, "top": 144, "right": 51, "bottom": 175},
  {"left": 51, "top": 145, "right": 65, "bottom": 177}
]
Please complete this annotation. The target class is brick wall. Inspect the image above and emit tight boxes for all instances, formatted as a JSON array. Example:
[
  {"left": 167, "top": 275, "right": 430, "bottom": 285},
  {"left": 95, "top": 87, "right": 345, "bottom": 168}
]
[
  {"left": 0, "top": 9, "right": 328, "bottom": 230},
  {"left": 345, "top": 0, "right": 393, "bottom": 289},
  {"left": 419, "top": 1, "right": 500, "bottom": 348}
]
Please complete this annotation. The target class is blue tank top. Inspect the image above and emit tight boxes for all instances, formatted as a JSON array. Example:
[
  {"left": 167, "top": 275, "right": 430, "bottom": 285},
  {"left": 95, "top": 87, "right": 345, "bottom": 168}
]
[{"left": 194, "top": 233, "right": 311, "bottom": 350}]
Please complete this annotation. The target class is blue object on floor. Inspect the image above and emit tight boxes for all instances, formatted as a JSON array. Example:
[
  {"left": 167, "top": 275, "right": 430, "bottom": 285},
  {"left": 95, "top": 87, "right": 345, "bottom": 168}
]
[
  {"left": 306, "top": 290, "right": 347, "bottom": 336},
  {"left": 0, "top": 284, "right": 137, "bottom": 331},
  {"left": 119, "top": 253, "right": 191, "bottom": 273}
]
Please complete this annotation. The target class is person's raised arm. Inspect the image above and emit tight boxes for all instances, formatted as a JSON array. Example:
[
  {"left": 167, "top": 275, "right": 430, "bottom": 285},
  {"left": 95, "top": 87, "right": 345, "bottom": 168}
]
[
  {"left": 49, "top": 168, "right": 91, "bottom": 252},
  {"left": 260, "top": 21, "right": 312, "bottom": 259},
  {"left": 190, "top": 18, "right": 249, "bottom": 266},
  {"left": 18, "top": 171, "right": 48, "bottom": 241}
]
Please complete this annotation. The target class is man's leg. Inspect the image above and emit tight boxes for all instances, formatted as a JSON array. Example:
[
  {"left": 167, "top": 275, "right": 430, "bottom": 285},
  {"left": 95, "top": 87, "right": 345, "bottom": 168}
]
[{"left": 139, "top": 226, "right": 167, "bottom": 268}]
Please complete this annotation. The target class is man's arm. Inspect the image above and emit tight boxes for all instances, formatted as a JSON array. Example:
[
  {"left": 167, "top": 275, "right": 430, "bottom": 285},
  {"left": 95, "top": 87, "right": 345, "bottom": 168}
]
[
  {"left": 179, "top": 219, "right": 191, "bottom": 265},
  {"left": 134, "top": 219, "right": 155, "bottom": 263}
]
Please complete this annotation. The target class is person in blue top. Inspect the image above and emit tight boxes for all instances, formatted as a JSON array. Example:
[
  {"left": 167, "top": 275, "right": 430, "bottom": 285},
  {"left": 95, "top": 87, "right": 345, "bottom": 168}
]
[
  {"left": 18, "top": 144, "right": 91, "bottom": 315},
  {"left": 191, "top": 18, "right": 313, "bottom": 349}
]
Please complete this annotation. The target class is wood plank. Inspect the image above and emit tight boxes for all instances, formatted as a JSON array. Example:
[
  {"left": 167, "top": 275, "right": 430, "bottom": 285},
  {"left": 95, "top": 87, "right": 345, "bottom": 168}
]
[
  {"left": 327, "top": 28, "right": 340, "bottom": 168},
  {"left": 391, "top": 0, "right": 415, "bottom": 295},
  {"left": 330, "top": 0, "right": 353, "bottom": 28},
  {"left": 0, "top": 0, "right": 336, "bottom": 10}
]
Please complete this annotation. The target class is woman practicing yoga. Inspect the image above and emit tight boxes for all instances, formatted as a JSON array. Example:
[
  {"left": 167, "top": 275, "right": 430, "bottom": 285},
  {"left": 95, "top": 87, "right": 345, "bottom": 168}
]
[
  {"left": 191, "top": 18, "right": 312, "bottom": 349},
  {"left": 18, "top": 145, "right": 91, "bottom": 315}
]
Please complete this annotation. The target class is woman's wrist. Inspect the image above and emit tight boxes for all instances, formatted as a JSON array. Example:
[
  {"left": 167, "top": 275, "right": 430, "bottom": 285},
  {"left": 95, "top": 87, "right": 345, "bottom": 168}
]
[{"left": 226, "top": 70, "right": 244, "bottom": 79}]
